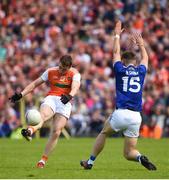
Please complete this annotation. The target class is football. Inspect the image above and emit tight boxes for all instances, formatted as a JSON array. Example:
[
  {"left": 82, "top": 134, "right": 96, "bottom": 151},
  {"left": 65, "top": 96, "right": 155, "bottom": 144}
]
[{"left": 25, "top": 109, "right": 41, "bottom": 126}]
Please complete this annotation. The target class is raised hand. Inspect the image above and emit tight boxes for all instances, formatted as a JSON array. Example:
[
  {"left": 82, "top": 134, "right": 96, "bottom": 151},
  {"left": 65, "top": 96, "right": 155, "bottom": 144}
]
[
  {"left": 130, "top": 32, "right": 144, "bottom": 47},
  {"left": 114, "top": 20, "right": 124, "bottom": 35}
]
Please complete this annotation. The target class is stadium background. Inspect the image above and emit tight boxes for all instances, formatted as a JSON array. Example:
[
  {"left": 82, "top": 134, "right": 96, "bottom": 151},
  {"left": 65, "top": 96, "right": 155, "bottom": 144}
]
[{"left": 0, "top": 0, "right": 169, "bottom": 139}]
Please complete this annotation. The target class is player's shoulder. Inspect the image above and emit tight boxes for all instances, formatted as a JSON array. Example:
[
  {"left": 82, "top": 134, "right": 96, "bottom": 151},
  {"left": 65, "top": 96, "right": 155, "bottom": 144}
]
[
  {"left": 113, "top": 61, "right": 125, "bottom": 73},
  {"left": 114, "top": 61, "right": 124, "bottom": 69},
  {"left": 113, "top": 60, "right": 122, "bottom": 66},
  {"left": 137, "top": 64, "right": 147, "bottom": 73},
  {"left": 69, "top": 67, "right": 80, "bottom": 74},
  {"left": 138, "top": 63, "right": 147, "bottom": 69},
  {"left": 46, "top": 66, "right": 59, "bottom": 72}
]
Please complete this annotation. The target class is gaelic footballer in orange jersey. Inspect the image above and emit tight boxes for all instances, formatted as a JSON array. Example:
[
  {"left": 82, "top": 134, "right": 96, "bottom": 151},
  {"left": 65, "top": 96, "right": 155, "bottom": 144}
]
[
  {"left": 9, "top": 55, "right": 81, "bottom": 168},
  {"left": 39, "top": 56, "right": 81, "bottom": 119},
  {"left": 41, "top": 67, "right": 81, "bottom": 97}
]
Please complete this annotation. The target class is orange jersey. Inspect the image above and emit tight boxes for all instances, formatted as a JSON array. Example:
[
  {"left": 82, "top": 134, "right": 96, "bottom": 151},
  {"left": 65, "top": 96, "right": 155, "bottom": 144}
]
[{"left": 41, "top": 67, "right": 80, "bottom": 96}]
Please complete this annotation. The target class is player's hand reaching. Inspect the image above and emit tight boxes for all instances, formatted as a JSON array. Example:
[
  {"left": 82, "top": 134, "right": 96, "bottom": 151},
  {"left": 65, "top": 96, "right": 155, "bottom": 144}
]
[
  {"left": 9, "top": 92, "right": 22, "bottom": 103},
  {"left": 130, "top": 32, "right": 144, "bottom": 47},
  {"left": 60, "top": 94, "right": 72, "bottom": 104}
]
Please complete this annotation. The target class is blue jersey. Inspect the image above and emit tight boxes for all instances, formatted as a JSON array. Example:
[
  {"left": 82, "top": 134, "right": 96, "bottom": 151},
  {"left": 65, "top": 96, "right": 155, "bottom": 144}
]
[{"left": 114, "top": 61, "right": 147, "bottom": 112}]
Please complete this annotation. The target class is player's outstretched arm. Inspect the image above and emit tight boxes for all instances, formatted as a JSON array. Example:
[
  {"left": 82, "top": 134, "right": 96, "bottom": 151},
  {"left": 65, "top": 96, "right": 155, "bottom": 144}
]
[
  {"left": 131, "top": 32, "right": 148, "bottom": 68},
  {"left": 112, "top": 20, "right": 123, "bottom": 63},
  {"left": 21, "top": 77, "right": 44, "bottom": 97},
  {"left": 9, "top": 77, "right": 44, "bottom": 103}
]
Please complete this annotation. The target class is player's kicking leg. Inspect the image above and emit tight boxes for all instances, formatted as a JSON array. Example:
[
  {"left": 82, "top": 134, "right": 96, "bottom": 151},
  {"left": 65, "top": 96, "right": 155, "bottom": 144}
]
[
  {"left": 123, "top": 136, "right": 157, "bottom": 170},
  {"left": 36, "top": 113, "right": 67, "bottom": 168},
  {"left": 80, "top": 119, "right": 114, "bottom": 170},
  {"left": 21, "top": 104, "right": 54, "bottom": 141},
  {"left": 21, "top": 127, "right": 34, "bottom": 141}
]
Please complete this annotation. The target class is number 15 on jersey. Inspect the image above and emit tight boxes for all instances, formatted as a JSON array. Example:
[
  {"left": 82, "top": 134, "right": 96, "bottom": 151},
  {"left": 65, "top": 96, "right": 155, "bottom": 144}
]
[{"left": 122, "top": 76, "right": 141, "bottom": 93}]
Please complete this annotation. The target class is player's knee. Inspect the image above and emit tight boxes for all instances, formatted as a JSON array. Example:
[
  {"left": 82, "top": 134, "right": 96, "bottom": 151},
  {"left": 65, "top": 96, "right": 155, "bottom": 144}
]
[
  {"left": 100, "top": 121, "right": 113, "bottom": 136},
  {"left": 100, "top": 130, "right": 109, "bottom": 136},
  {"left": 40, "top": 112, "right": 50, "bottom": 122},
  {"left": 52, "top": 129, "right": 61, "bottom": 139}
]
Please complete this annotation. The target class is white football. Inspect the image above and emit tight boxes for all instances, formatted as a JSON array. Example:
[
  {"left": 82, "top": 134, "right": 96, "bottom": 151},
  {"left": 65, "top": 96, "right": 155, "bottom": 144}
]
[{"left": 26, "top": 109, "right": 41, "bottom": 126}]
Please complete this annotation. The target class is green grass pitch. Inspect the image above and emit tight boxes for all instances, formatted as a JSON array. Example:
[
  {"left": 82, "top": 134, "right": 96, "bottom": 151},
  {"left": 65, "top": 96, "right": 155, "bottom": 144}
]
[{"left": 0, "top": 137, "right": 169, "bottom": 179}]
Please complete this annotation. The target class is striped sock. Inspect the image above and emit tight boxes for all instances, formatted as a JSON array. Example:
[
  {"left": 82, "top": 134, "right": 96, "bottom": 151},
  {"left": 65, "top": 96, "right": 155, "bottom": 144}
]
[{"left": 136, "top": 154, "right": 141, "bottom": 163}]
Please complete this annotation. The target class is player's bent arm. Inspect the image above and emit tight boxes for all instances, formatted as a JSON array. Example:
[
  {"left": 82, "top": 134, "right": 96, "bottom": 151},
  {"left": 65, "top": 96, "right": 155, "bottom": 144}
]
[
  {"left": 69, "top": 73, "right": 81, "bottom": 97},
  {"left": 21, "top": 77, "right": 45, "bottom": 97},
  {"left": 139, "top": 45, "right": 148, "bottom": 68},
  {"left": 113, "top": 35, "right": 121, "bottom": 64},
  {"left": 69, "top": 80, "right": 80, "bottom": 97}
]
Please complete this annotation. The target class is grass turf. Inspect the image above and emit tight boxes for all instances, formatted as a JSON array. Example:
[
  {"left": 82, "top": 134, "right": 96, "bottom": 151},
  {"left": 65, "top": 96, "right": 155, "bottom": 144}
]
[{"left": 0, "top": 137, "right": 169, "bottom": 179}]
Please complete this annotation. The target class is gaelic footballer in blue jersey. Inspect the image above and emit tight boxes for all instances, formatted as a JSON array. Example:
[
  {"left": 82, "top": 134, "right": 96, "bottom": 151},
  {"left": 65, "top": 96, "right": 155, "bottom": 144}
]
[
  {"left": 80, "top": 21, "right": 157, "bottom": 171},
  {"left": 114, "top": 52, "right": 147, "bottom": 112}
]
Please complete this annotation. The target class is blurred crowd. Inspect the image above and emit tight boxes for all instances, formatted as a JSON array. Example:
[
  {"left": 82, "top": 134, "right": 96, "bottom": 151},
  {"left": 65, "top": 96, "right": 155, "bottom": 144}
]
[{"left": 0, "top": 0, "right": 169, "bottom": 139}]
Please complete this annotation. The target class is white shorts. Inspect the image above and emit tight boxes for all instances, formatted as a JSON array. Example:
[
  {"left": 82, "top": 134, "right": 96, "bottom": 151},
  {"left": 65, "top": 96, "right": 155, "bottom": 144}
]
[
  {"left": 109, "top": 109, "right": 142, "bottom": 137},
  {"left": 41, "top": 95, "right": 72, "bottom": 119}
]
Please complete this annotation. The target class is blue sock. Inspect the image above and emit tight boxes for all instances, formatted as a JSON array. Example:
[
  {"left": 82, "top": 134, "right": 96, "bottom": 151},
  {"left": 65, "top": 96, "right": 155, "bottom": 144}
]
[
  {"left": 88, "top": 155, "right": 96, "bottom": 165},
  {"left": 90, "top": 155, "right": 96, "bottom": 161},
  {"left": 136, "top": 154, "right": 141, "bottom": 163}
]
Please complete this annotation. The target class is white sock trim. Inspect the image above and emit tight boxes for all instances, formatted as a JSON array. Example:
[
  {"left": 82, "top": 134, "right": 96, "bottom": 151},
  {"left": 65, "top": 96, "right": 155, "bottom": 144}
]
[
  {"left": 137, "top": 154, "right": 141, "bottom": 163},
  {"left": 88, "top": 159, "right": 94, "bottom": 165},
  {"left": 28, "top": 127, "right": 33, "bottom": 135},
  {"left": 39, "top": 160, "right": 45, "bottom": 164}
]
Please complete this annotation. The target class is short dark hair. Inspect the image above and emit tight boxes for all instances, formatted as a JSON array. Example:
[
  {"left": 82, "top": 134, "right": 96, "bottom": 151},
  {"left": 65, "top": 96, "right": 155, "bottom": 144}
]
[
  {"left": 121, "top": 51, "right": 136, "bottom": 64},
  {"left": 60, "top": 55, "right": 72, "bottom": 67}
]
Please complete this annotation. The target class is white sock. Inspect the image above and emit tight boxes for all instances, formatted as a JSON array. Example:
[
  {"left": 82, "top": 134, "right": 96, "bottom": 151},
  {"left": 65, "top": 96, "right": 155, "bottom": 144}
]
[
  {"left": 88, "top": 159, "right": 94, "bottom": 165},
  {"left": 28, "top": 127, "right": 34, "bottom": 135}
]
